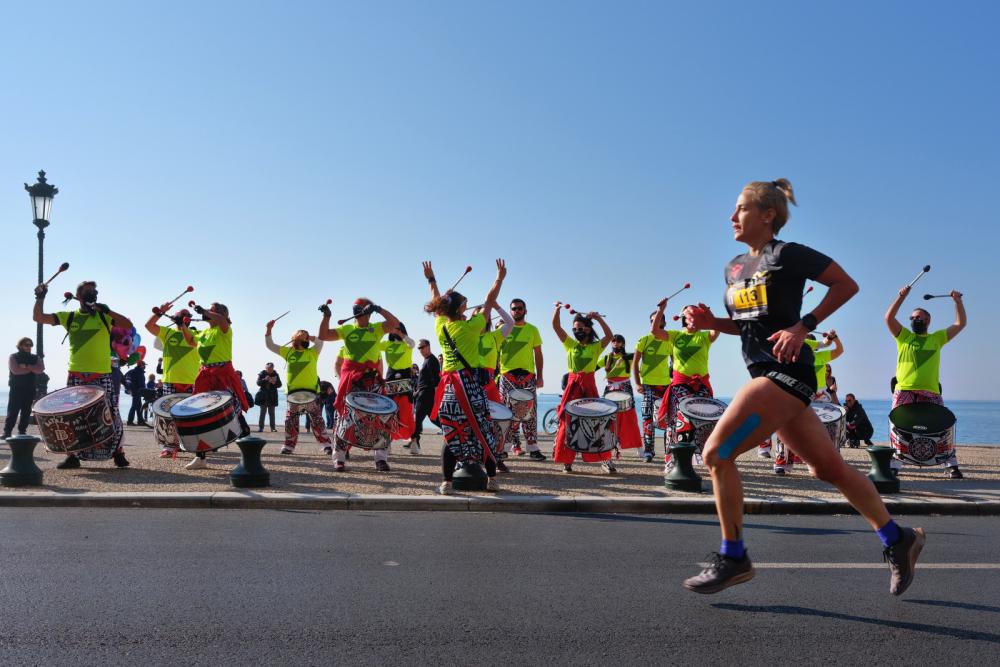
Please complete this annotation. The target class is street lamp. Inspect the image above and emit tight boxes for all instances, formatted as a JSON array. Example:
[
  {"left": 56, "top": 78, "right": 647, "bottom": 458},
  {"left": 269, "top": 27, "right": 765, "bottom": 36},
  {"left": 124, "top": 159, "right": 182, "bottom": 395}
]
[{"left": 24, "top": 170, "right": 58, "bottom": 397}]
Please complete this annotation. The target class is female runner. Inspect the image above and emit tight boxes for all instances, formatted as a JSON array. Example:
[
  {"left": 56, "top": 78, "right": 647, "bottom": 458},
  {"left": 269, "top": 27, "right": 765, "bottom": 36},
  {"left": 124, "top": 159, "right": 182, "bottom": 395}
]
[{"left": 681, "top": 179, "right": 924, "bottom": 596}]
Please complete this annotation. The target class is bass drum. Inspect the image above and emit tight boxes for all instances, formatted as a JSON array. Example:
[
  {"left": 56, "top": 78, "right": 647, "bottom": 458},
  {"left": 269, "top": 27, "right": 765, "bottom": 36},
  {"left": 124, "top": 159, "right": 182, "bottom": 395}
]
[
  {"left": 336, "top": 391, "right": 398, "bottom": 449},
  {"left": 889, "top": 402, "right": 956, "bottom": 466},
  {"left": 564, "top": 398, "right": 619, "bottom": 453},
  {"left": 152, "top": 393, "right": 190, "bottom": 448},
  {"left": 32, "top": 386, "right": 114, "bottom": 454},
  {"left": 170, "top": 391, "right": 241, "bottom": 453}
]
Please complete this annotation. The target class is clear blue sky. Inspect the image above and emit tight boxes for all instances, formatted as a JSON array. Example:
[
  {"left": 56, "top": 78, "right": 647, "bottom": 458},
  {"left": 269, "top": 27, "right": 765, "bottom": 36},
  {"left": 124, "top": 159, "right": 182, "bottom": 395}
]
[{"left": 2, "top": 1, "right": 997, "bottom": 399}]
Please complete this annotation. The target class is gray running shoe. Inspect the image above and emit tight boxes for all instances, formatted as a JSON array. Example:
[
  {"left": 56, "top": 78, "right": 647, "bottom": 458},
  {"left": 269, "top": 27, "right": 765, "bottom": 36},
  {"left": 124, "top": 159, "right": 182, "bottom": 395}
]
[
  {"left": 683, "top": 552, "right": 755, "bottom": 594},
  {"left": 884, "top": 527, "right": 926, "bottom": 596}
]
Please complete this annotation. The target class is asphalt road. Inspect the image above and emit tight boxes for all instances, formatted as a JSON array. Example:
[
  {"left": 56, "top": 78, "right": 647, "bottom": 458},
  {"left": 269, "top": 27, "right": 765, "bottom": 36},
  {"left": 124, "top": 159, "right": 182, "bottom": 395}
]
[{"left": 1, "top": 511, "right": 997, "bottom": 666}]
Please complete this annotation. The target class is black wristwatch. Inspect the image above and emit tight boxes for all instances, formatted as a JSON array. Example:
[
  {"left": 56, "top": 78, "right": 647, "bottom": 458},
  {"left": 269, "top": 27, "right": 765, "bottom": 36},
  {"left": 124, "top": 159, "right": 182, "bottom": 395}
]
[{"left": 800, "top": 313, "right": 818, "bottom": 332}]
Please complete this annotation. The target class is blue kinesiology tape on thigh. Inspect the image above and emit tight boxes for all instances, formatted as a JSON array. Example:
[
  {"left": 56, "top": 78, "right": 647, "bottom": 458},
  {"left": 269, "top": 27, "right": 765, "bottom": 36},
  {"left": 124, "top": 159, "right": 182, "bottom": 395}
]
[{"left": 717, "top": 413, "right": 762, "bottom": 460}]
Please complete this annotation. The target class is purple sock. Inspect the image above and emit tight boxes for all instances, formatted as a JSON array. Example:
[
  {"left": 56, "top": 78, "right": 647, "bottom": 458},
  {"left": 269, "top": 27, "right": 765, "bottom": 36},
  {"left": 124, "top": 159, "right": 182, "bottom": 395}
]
[
  {"left": 720, "top": 539, "right": 746, "bottom": 559},
  {"left": 876, "top": 520, "right": 901, "bottom": 547}
]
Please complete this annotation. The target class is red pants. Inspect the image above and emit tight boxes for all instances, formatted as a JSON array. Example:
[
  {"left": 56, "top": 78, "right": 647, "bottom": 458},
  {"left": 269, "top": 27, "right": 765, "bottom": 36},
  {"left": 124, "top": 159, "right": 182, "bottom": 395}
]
[
  {"left": 389, "top": 394, "right": 415, "bottom": 440},
  {"left": 554, "top": 372, "right": 612, "bottom": 464}
]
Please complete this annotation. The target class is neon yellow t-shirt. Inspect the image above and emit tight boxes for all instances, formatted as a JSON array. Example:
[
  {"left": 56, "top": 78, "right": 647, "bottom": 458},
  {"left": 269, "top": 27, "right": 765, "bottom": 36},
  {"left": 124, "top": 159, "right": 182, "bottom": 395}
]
[
  {"left": 812, "top": 349, "right": 833, "bottom": 389},
  {"left": 499, "top": 323, "right": 542, "bottom": 374},
  {"left": 436, "top": 314, "right": 485, "bottom": 372},
  {"left": 671, "top": 330, "right": 712, "bottom": 377},
  {"left": 598, "top": 352, "right": 631, "bottom": 378},
  {"left": 56, "top": 310, "right": 112, "bottom": 374},
  {"left": 381, "top": 340, "right": 413, "bottom": 372},
  {"left": 805, "top": 338, "right": 820, "bottom": 351},
  {"left": 895, "top": 328, "right": 948, "bottom": 393},
  {"left": 336, "top": 322, "right": 386, "bottom": 364},
  {"left": 279, "top": 345, "right": 321, "bottom": 392},
  {"left": 195, "top": 326, "right": 233, "bottom": 364},
  {"left": 157, "top": 327, "right": 199, "bottom": 385},
  {"left": 478, "top": 330, "right": 503, "bottom": 371},
  {"left": 635, "top": 334, "right": 672, "bottom": 386},
  {"left": 563, "top": 338, "right": 602, "bottom": 373}
]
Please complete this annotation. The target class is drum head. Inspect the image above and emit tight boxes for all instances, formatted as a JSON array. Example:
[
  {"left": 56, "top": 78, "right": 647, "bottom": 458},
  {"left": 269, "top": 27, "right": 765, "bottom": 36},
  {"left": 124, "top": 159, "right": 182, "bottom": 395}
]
[
  {"left": 508, "top": 388, "right": 534, "bottom": 402},
  {"left": 287, "top": 390, "right": 318, "bottom": 405},
  {"left": 811, "top": 401, "right": 846, "bottom": 424},
  {"left": 33, "top": 386, "right": 106, "bottom": 415},
  {"left": 170, "top": 391, "right": 233, "bottom": 418},
  {"left": 152, "top": 393, "right": 189, "bottom": 419},
  {"left": 345, "top": 391, "right": 398, "bottom": 415},
  {"left": 565, "top": 398, "right": 618, "bottom": 418},
  {"left": 889, "top": 402, "right": 956, "bottom": 433},
  {"left": 604, "top": 391, "right": 631, "bottom": 403},
  {"left": 678, "top": 396, "right": 727, "bottom": 421},
  {"left": 488, "top": 401, "right": 513, "bottom": 421}
]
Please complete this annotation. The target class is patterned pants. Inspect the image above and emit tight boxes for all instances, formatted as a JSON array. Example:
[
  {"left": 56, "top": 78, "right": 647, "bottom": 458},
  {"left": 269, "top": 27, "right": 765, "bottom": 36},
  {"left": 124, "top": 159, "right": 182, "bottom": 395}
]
[
  {"left": 285, "top": 399, "right": 332, "bottom": 449},
  {"left": 439, "top": 369, "right": 498, "bottom": 462},
  {"left": 334, "top": 374, "right": 388, "bottom": 464},
  {"left": 890, "top": 390, "right": 958, "bottom": 469},
  {"left": 640, "top": 384, "right": 668, "bottom": 453},
  {"left": 162, "top": 382, "right": 193, "bottom": 394},
  {"left": 67, "top": 372, "right": 124, "bottom": 461},
  {"left": 499, "top": 371, "right": 539, "bottom": 451},
  {"left": 664, "top": 382, "right": 713, "bottom": 445}
]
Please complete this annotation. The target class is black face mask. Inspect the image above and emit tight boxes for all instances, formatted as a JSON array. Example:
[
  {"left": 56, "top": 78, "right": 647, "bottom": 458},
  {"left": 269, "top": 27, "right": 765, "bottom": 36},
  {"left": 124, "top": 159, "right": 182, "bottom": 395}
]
[
  {"left": 612, "top": 346, "right": 624, "bottom": 354},
  {"left": 80, "top": 289, "right": 98, "bottom": 304},
  {"left": 573, "top": 329, "right": 589, "bottom": 342},
  {"left": 911, "top": 319, "right": 928, "bottom": 334}
]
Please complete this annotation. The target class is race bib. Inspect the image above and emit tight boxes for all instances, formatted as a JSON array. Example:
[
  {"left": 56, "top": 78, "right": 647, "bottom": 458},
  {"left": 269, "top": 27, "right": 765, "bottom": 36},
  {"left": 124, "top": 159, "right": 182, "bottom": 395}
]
[{"left": 727, "top": 277, "right": 769, "bottom": 320}]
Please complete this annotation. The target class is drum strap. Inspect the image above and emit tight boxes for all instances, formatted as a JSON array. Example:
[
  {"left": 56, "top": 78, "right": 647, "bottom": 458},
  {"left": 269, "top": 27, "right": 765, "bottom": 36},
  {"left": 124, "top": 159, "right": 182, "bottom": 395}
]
[
  {"left": 441, "top": 327, "right": 476, "bottom": 375},
  {"left": 62, "top": 310, "right": 111, "bottom": 345}
]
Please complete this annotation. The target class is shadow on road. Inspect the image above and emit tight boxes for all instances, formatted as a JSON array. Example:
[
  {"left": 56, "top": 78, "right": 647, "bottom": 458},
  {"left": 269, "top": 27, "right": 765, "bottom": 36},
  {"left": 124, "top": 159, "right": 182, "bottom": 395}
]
[
  {"left": 712, "top": 603, "right": 1000, "bottom": 644},
  {"left": 905, "top": 599, "right": 1000, "bottom": 614}
]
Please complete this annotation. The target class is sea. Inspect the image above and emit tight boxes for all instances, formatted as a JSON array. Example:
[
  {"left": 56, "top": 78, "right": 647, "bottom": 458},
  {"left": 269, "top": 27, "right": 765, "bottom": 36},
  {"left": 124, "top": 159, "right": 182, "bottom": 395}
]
[{"left": 3, "top": 388, "right": 998, "bottom": 444}]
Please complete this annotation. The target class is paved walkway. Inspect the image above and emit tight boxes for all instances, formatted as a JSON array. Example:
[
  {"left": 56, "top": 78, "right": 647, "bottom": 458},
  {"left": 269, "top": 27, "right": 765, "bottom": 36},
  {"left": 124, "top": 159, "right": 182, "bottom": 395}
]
[{"left": 2, "top": 424, "right": 998, "bottom": 512}]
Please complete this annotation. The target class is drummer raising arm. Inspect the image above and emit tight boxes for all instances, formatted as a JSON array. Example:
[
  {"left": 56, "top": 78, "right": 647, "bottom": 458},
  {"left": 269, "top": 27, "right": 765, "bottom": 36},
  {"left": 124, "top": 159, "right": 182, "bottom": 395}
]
[
  {"left": 265, "top": 322, "right": 331, "bottom": 456},
  {"left": 885, "top": 285, "right": 966, "bottom": 478},
  {"left": 33, "top": 280, "right": 132, "bottom": 469}
]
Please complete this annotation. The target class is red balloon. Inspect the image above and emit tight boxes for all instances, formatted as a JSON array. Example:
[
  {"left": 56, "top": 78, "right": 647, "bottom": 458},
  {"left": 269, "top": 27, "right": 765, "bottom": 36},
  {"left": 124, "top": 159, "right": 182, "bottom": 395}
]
[{"left": 137, "top": 345, "right": 147, "bottom": 361}]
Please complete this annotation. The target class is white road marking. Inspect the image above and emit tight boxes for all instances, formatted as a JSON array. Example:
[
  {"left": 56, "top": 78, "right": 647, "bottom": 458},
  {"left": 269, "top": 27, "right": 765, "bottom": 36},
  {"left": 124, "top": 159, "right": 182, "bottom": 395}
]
[{"left": 752, "top": 563, "right": 1000, "bottom": 569}]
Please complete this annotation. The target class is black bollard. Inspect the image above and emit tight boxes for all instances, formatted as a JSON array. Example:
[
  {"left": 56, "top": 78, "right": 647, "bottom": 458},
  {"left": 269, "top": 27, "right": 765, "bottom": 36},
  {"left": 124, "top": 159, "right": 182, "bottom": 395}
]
[
  {"left": 1, "top": 435, "right": 44, "bottom": 487},
  {"left": 452, "top": 460, "right": 488, "bottom": 491},
  {"left": 866, "top": 445, "right": 899, "bottom": 494},
  {"left": 664, "top": 443, "right": 703, "bottom": 493},
  {"left": 230, "top": 436, "right": 270, "bottom": 488}
]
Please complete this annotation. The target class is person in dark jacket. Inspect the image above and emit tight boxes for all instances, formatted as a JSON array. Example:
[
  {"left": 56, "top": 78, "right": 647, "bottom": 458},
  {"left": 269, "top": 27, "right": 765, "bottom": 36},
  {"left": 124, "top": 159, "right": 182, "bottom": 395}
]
[
  {"left": 4, "top": 338, "right": 45, "bottom": 439},
  {"left": 124, "top": 360, "right": 148, "bottom": 425},
  {"left": 844, "top": 393, "right": 874, "bottom": 448},
  {"left": 409, "top": 339, "right": 441, "bottom": 451},
  {"left": 319, "top": 379, "right": 337, "bottom": 431},
  {"left": 256, "top": 362, "right": 282, "bottom": 432}
]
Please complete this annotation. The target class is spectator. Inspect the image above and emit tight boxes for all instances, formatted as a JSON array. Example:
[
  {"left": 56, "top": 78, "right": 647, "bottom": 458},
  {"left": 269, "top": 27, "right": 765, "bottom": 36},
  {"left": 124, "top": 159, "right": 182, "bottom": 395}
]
[
  {"left": 256, "top": 362, "right": 282, "bottom": 432},
  {"left": 844, "top": 393, "right": 874, "bottom": 448},
  {"left": 410, "top": 339, "right": 441, "bottom": 451},
  {"left": 319, "top": 379, "right": 337, "bottom": 431},
  {"left": 4, "top": 337, "right": 44, "bottom": 440},
  {"left": 236, "top": 370, "right": 253, "bottom": 408},
  {"left": 124, "top": 360, "right": 148, "bottom": 426},
  {"left": 825, "top": 364, "right": 840, "bottom": 405}
]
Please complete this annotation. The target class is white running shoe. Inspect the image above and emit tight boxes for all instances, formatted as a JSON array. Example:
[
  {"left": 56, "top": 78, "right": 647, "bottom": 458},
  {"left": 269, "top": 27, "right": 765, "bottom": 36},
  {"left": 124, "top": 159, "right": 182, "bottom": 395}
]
[
  {"left": 602, "top": 460, "right": 617, "bottom": 474},
  {"left": 410, "top": 442, "right": 421, "bottom": 455},
  {"left": 486, "top": 477, "right": 500, "bottom": 492},
  {"left": 185, "top": 457, "right": 207, "bottom": 470},
  {"left": 437, "top": 481, "right": 453, "bottom": 495}
]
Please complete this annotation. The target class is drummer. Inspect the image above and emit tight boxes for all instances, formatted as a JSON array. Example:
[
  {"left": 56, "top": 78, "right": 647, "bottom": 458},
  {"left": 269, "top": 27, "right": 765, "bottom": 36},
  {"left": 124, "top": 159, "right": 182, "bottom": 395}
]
[
  {"left": 551, "top": 305, "right": 614, "bottom": 473},
  {"left": 884, "top": 285, "right": 967, "bottom": 478},
  {"left": 598, "top": 335, "right": 642, "bottom": 454},
  {"left": 187, "top": 302, "right": 251, "bottom": 470},
  {"left": 478, "top": 305, "right": 514, "bottom": 403},
  {"left": 145, "top": 305, "right": 199, "bottom": 457},
  {"left": 497, "top": 298, "right": 546, "bottom": 461},
  {"left": 423, "top": 259, "right": 507, "bottom": 494},
  {"left": 681, "top": 178, "right": 924, "bottom": 596},
  {"left": 808, "top": 331, "right": 843, "bottom": 401},
  {"left": 32, "top": 280, "right": 132, "bottom": 469},
  {"left": 318, "top": 297, "right": 401, "bottom": 472},
  {"left": 380, "top": 322, "right": 417, "bottom": 448},
  {"left": 633, "top": 311, "right": 673, "bottom": 462},
  {"left": 265, "top": 322, "right": 332, "bottom": 455},
  {"left": 651, "top": 299, "right": 720, "bottom": 471}
]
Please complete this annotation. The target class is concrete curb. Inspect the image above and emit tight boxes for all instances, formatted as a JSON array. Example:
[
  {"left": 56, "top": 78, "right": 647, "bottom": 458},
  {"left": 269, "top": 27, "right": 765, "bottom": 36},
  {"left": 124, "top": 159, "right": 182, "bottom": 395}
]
[{"left": 0, "top": 491, "right": 998, "bottom": 514}]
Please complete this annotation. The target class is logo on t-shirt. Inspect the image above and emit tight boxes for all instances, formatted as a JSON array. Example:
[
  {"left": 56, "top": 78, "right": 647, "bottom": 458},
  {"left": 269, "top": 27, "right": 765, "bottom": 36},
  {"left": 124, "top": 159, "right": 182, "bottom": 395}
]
[{"left": 674, "top": 336, "right": 700, "bottom": 366}]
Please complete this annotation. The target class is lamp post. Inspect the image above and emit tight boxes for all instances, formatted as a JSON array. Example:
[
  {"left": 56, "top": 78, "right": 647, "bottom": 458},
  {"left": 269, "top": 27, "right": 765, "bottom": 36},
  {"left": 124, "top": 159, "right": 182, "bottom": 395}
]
[{"left": 24, "top": 170, "right": 58, "bottom": 398}]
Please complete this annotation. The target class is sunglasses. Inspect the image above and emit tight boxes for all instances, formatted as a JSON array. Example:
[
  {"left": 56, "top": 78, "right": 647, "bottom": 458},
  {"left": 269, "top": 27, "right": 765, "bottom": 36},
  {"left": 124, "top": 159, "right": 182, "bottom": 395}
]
[{"left": 510, "top": 306, "right": 525, "bottom": 311}]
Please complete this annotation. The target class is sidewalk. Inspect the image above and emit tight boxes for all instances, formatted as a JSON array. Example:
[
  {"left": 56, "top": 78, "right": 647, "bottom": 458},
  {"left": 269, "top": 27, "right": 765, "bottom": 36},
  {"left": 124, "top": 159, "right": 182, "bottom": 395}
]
[{"left": 2, "top": 424, "right": 998, "bottom": 513}]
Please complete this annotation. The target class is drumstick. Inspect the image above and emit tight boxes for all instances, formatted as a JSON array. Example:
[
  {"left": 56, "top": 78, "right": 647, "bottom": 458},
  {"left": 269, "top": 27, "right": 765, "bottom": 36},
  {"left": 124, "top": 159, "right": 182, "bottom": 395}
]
[
  {"left": 317, "top": 298, "right": 332, "bottom": 312},
  {"left": 662, "top": 283, "right": 691, "bottom": 302},
  {"left": 42, "top": 262, "right": 70, "bottom": 287},
  {"left": 448, "top": 265, "right": 472, "bottom": 292},
  {"left": 906, "top": 265, "right": 931, "bottom": 288},
  {"left": 567, "top": 307, "right": 606, "bottom": 317},
  {"left": 270, "top": 310, "right": 291, "bottom": 323},
  {"left": 464, "top": 302, "right": 485, "bottom": 312},
  {"left": 153, "top": 285, "right": 195, "bottom": 315},
  {"left": 803, "top": 285, "right": 814, "bottom": 298},
  {"left": 923, "top": 293, "right": 951, "bottom": 300},
  {"left": 336, "top": 313, "right": 359, "bottom": 326}
]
